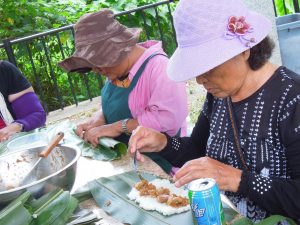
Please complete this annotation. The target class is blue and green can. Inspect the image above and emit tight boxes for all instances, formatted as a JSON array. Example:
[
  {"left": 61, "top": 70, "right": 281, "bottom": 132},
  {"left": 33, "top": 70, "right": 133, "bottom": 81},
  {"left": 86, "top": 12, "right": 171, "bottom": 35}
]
[{"left": 188, "top": 178, "right": 226, "bottom": 225}]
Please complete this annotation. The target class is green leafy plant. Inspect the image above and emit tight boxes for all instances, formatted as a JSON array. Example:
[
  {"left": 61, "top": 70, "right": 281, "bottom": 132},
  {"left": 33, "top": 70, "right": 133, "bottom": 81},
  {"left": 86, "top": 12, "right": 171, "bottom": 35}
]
[
  {"left": 274, "top": 0, "right": 299, "bottom": 16},
  {"left": 0, "top": 0, "right": 177, "bottom": 111}
]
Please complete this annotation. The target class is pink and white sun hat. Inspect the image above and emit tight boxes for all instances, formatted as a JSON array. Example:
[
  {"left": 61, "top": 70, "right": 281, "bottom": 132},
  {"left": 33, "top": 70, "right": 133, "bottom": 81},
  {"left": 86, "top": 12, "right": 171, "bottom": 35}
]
[{"left": 167, "top": 0, "right": 272, "bottom": 82}]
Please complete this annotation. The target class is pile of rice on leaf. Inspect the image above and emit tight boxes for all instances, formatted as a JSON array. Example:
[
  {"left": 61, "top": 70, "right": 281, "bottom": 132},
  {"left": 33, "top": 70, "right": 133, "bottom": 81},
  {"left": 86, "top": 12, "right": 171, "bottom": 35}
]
[{"left": 127, "top": 179, "right": 190, "bottom": 216}]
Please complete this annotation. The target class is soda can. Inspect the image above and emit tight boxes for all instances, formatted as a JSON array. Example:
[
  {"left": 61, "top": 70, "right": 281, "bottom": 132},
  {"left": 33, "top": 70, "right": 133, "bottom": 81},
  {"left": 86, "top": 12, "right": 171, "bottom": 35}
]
[{"left": 188, "top": 178, "right": 226, "bottom": 225}]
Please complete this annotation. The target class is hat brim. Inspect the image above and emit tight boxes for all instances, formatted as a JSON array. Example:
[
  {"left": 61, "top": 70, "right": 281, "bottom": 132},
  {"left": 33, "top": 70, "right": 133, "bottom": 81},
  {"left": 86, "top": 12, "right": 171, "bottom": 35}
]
[
  {"left": 58, "top": 27, "right": 141, "bottom": 73},
  {"left": 167, "top": 11, "right": 272, "bottom": 82}
]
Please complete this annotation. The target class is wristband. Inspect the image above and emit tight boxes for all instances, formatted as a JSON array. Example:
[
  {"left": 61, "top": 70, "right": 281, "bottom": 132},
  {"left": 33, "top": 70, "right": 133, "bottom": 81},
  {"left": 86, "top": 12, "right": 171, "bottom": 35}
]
[
  {"left": 121, "top": 118, "right": 131, "bottom": 135},
  {"left": 12, "top": 121, "right": 24, "bottom": 132}
]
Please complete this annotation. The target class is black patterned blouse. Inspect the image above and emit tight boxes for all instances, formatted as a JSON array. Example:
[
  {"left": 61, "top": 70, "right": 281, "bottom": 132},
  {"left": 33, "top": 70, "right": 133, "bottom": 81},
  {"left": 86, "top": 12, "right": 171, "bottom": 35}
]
[{"left": 159, "top": 67, "right": 300, "bottom": 222}]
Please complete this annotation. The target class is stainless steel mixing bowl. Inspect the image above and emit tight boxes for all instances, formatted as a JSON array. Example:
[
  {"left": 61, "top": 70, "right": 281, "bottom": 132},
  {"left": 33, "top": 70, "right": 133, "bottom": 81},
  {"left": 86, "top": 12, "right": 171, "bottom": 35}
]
[{"left": 0, "top": 145, "right": 81, "bottom": 205}]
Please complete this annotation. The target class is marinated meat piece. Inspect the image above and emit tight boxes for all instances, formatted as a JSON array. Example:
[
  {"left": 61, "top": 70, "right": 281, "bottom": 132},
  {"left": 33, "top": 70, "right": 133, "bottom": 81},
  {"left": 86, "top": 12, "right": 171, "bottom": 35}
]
[
  {"left": 148, "top": 183, "right": 156, "bottom": 190},
  {"left": 149, "top": 189, "right": 158, "bottom": 197},
  {"left": 167, "top": 195, "right": 189, "bottom": 208},
  {"left": 140, "top": 188, "right": 149, "bottom": 196},
  {"left": 156, "top": 187, "right": 170, "bottom": 195},
  {"left": 157, "top": 194, "right": 169, "bottom": 203},
  {"left": 133, "top": 180, "right": 189, "bottom": 209},
  {"left": 135, "top": 180, "right": 149, "bottom": 191}
]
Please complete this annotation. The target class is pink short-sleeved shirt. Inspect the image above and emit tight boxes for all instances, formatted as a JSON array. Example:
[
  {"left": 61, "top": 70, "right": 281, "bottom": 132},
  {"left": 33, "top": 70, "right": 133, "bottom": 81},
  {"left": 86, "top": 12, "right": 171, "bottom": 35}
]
[{"left": 128, "top": 40, "right": 188, "bottom": 136}]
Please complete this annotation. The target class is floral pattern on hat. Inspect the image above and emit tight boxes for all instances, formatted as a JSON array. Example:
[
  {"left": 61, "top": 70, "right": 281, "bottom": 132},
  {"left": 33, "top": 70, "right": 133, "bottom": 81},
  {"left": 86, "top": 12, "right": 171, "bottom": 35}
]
[
  {"left": 228, "top": 16, "right": 251, "bottom": 35},
  {"left": 225, "top": 16, "right": 256, "bottom": 47}
]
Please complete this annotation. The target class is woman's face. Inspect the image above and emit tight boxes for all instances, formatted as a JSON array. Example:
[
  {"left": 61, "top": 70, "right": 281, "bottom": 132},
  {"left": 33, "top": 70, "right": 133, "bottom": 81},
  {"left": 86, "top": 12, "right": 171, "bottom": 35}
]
[
  {"left": 196, "top": 51, "right": 250, "bottom": 99},
  {"left": 92, "top": 57, "right": 129, "bottom": 81}
]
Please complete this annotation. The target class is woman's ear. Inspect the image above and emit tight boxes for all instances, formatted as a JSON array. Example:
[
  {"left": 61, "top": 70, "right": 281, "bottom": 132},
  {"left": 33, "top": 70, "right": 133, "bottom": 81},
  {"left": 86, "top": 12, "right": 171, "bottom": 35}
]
[{"left": 242, "top": 49, "right": 250, "bottom": 61}]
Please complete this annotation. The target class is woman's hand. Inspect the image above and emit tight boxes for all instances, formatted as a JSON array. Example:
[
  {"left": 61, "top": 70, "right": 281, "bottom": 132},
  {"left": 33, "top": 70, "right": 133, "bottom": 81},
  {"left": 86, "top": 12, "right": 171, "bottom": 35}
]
[
  {"left": 173, "top": 156, "right": 242, "bottom": 192},
  {"left": 128, "top": 126, "right": 167, "bottom": 162},
  {"left": 76, "top": 110, "right": 106, "bottom": 138},
  {"left": 83, "top": 123, "right": 122, "bottom": 147},
  {"left": 0, "top": 123, "right": 22, "bottom": 142},
  {"left": 76, "top": 121, "right": 94, "bottom": 139}
]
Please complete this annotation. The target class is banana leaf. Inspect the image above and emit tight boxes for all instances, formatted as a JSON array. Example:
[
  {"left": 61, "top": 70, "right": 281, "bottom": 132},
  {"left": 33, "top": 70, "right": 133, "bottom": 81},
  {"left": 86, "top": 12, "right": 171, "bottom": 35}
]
[
  {"left": 44, "top": 120, "right": 127, "bottom": 161},
  {"left": 49, "top": 195, "right": 78, "bottom": 225},
  {"left": 256, "top": 215, "right": 297, "bottom": 225},
  {"left": 31, "top": 190, "right": 78, "bottom": 225},
  {"left": 29, "top": 188, "right": 63, "bottom": 211},
  {"left": 231, "top": 217, "right": 253, "bottom": 225},
  {"left": 71, "top": 183, "right": 93, "bottom": 203},
  {"left": 0, "top": 189, "right": 78, "bottom": 225},
  {"left": 0, "top": 191, "right": 32, "bottom": 225},
  {"left": 88, "top": 171, "right": 239, "bottom": 225}
]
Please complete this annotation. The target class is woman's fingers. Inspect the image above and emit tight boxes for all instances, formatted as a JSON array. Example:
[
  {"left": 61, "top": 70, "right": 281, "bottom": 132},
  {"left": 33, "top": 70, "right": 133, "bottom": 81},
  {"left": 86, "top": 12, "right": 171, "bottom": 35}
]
[{"left": 137, "top": 150, "right": 146, "bottom": 162}]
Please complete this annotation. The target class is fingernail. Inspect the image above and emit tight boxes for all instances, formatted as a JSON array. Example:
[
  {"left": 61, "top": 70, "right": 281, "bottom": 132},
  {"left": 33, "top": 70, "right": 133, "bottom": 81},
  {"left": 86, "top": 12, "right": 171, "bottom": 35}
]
[{"left": 174, "top": 181, "right": 180, "bottom": 187}]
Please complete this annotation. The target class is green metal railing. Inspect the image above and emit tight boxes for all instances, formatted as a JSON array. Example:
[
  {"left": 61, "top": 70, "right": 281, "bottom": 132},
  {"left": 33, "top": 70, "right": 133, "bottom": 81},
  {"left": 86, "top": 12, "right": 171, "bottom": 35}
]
[
  {"left": 1, "top": 0, "right": 297, "bottom": 112},
  {"left": 0, "top": 0, "right": 177, "bottom": 113}
]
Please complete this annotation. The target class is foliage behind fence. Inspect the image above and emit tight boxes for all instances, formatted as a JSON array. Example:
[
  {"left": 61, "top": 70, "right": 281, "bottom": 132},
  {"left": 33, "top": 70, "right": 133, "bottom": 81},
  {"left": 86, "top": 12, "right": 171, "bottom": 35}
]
[
  {"left": 1, "top": 0, "right": 299, "bottom": 112},
  {"left": 0, "top": 0, "right": 177, "bottom": 112}
]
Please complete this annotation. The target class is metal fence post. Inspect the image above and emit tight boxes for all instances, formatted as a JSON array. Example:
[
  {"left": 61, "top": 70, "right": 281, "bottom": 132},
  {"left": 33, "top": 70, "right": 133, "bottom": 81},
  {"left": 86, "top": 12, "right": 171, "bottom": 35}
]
[
  {"left": 293, "top": 0, "right": 300, "bottom": 12},
  {"left": 3, "top": 39, "right": 17, "bottom": 66}
]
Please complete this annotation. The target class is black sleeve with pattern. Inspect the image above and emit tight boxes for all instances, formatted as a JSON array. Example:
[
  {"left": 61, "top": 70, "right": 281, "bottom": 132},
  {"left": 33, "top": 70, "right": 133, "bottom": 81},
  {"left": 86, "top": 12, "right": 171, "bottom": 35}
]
[
  {"left": 238, "top": 88, "right": 300, "bottom": 220},
  {"left": 238, "top": 171, "right": 300, "bottom": 219},
  {"left": 158, "top": 94, "right": 213, "bottom": 167}
]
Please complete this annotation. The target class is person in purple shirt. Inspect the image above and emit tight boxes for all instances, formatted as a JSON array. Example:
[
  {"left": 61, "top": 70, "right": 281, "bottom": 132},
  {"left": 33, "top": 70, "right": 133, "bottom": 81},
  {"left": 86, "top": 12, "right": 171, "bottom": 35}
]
[
  {"left": 0, "top": 60, "right": 46, "bottom": 142},
  {"left": 58, "top": 9, "right": 188, "bottom": 173}
]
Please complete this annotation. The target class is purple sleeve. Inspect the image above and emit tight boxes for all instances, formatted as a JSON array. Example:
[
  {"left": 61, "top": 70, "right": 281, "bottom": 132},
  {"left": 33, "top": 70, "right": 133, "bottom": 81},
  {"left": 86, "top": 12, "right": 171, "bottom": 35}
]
[{"left": 11, "top": 92, "right": 46, "bottom": 131}]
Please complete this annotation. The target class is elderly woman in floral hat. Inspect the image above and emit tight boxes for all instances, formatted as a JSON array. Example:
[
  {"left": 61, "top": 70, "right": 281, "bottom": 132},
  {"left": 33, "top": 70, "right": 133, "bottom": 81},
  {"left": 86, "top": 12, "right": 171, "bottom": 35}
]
[
  {"left": 58, "top": 9, "right": 188, "bottom": 173},
  {"left": 128, "top": 0, "right": 300, "bottom": 222}
]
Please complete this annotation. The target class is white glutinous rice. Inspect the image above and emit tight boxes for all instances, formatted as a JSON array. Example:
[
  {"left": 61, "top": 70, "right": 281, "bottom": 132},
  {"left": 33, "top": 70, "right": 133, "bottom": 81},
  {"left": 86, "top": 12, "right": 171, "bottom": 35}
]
[{"left": 127, "top": 179, "right": 190, "bottom": 216}]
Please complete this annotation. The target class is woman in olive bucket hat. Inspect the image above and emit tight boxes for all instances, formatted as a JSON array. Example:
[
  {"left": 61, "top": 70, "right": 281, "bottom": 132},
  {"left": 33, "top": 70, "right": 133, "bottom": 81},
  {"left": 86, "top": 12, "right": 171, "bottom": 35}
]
[
  {"left": 129, "top": 0, "right": 300, "bottom": 222},
  {"left": 58, "top": 9, "right": 188, "bottom": 174}
]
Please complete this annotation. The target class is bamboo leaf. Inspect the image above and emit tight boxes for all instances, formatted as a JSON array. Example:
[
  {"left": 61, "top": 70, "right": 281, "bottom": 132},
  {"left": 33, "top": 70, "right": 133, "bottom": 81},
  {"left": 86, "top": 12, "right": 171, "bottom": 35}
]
[
  {"left": 0, "top": 202, "right": 32, "bottom": 225},
  {"left": 49, "top": 195, "right": 78, "bottom": 225},
  {"left": 71, "top": 183, "right": 93, "bottom": 203},
  {"left": 0, "top": 191, "right": 32, "bottom": 225},
  {"left": 29, "top": 188, "right": 63, "bottom": 211},
  {"left": 44, "top": 120, "right": 127, "bottom": 161},
  {"left": 89, "top": 171, "right": 197, "bottom": 225},
  {"left": 231, "top": 217, "right": 253, "bottom": 225},
  {"left": 256, "top": 215, "right": 297, "bottom": 225},
  {"left": 99, "top": 137, "right": 127, "bottom": 158},
  {"left": 32, "top": 191, "right": 69, "bottom": 224}
]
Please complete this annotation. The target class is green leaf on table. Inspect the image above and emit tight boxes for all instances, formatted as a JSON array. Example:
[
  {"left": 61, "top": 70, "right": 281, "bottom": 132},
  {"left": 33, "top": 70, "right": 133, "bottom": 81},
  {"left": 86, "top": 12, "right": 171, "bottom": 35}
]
[
  {"left": 31, "top": 190, "right": 78, "bottom": 225},
  {"left": 29, "top": 188, "right": 63, "bottom": 211},
  {"left": 231, "top": 217, "right": 253, "bottom": 225},
  {"left": 48, "top": 195, "right": 78, "bottom": 225},
  {"left": 223, "top": 207, "right": 239, "bottom": 223},
  {"left": 256, "top": 215, "right": 297, "bottom": 225},
  {"left": 44, "top": 120, "right": 127, "bottom": 161},
  {"left": 0, "top": 191, "right": 32, "bottom": 225},
  {"left": 99, "top": 137, "right": 127, "bottom": 158},
  {"left": 92, "top": 144, "right": 119, "bottom": 161},
  {"left": 88, "top": 171, "right": 242, "bottom": 225}
]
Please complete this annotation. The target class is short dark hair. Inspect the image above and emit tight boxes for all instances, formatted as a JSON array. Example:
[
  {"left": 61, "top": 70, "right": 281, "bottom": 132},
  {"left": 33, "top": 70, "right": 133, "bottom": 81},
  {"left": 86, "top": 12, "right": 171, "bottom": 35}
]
[{"left": 248, "top": 36, "right": 275, "bottom": 70}]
